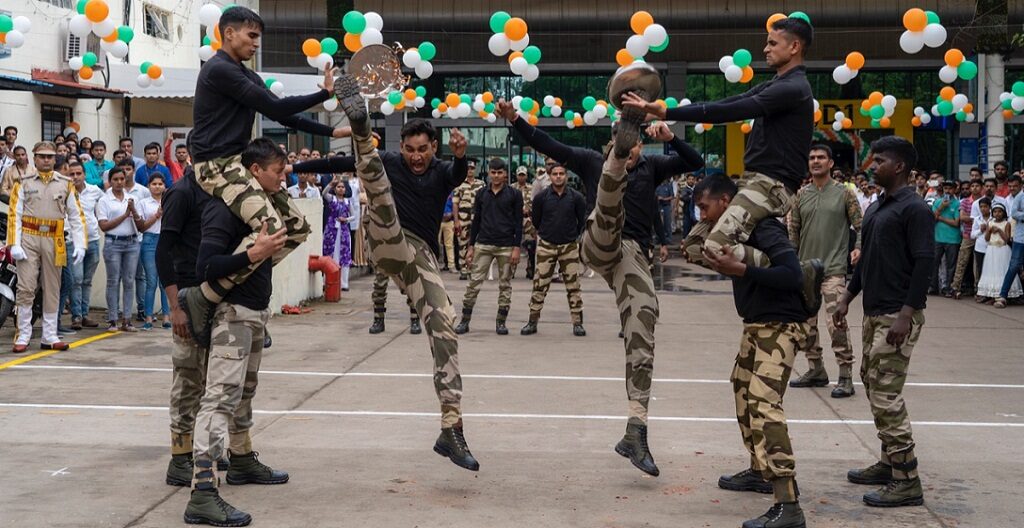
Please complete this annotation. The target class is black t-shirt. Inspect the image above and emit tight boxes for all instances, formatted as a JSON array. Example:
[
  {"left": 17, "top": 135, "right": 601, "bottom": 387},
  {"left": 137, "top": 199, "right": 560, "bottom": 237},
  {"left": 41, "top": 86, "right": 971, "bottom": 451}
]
[
  {"left": 197, "top": 199, "right": 272, "bottom": 311},
  {"left": 190, "top": 50, "right": 333, "bottom": 162},
  {"left": 665, "top": 66, "right": 813, "bottom": 193},
  {"left": 532, "top": 186, "right": 587, "bottom": 245},
  {"left": 731, "top": 219, "right": 809, "bottom": 324},
  {"left": 470, "top": 185, "right": 523, "bottom": 247},
  {"left": 159, "top": 170, "right": 210, "bottom": 288}
]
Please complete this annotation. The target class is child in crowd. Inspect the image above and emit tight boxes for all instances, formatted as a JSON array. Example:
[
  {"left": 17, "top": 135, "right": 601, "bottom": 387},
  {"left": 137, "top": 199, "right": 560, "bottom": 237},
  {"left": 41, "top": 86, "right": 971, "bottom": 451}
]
[{"left": 976, "top": 203, "right": 1021, "bottom": 305}]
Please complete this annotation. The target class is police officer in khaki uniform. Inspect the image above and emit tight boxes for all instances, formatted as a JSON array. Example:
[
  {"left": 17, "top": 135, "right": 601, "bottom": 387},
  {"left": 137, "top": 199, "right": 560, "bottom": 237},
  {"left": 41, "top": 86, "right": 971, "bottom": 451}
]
[
  {"left": 8, "top": 142, "right": 86, "bottom": 353},
  {"left": 452, "top": 159, "right": 484, "bottom": 279}
]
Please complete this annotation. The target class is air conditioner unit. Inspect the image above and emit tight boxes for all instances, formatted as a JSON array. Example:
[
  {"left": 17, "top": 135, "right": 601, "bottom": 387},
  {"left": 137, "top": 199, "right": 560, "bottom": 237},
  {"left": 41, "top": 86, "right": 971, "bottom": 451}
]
[{"left": 61, "top": 20, "right": 102, "bottom": 66}]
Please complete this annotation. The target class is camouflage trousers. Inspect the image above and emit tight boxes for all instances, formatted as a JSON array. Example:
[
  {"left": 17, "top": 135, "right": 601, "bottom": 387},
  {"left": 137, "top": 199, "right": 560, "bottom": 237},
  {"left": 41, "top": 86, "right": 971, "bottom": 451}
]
[
  {"left": 684, "top": 173, "right": 794, "bottom": 268},
  {"left": 951, "top": 237, "right": 976, "bottom": 292},
  {"left": 192, "top": 303, "right": 269, "bottom": 488},
  {"left": 461, "top": 244, "right": 514, "bottom": 313},
  {"left": 353, "top": 133, "right": 462, "bottom": 427},
  {"left": 528, "top": 238, "right": 583, "bottom": 324},
  {"left": 581, "top": 155, "right": 659, "bottom": 425},
  {"left": 803, "top": 275, "right": 854, "bottom": 366},
  {"left": 733, "top": 322, "right": 809, "bottom": 486},
  {"left": 861, "top": 311, "right": 924, "bottom": 478},
  {"left": 194, "top": 156, "right": 311, "bottom": 302},
  {"left": 456, "top": 209, "right": 473, "bottom": 272},
  {"left": 371, "top": 270, "right": 417, "bottom": 316}
]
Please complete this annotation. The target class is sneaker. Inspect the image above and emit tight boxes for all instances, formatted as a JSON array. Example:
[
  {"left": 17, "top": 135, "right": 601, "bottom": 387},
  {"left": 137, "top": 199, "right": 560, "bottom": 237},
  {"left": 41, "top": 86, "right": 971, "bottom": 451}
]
[
  {"left": 70, "top": 317, "right": 83, "bottom": 331},
  {"left": 847, "top": 461, "right": 892, "bottom": 485},
  {"left": 225, "top": 451, "right": 289, "bottom": 485},
  {"left": 57, "top": 324, "right": 77, "bottom": 335},
  {"left": 433, "top": 425, "right": 480, "bottom": 471},
  {"left": 335, "top": 74, "right": 370, "bottom": 138},
  {"left": 178, "top": 287, "right": 215, "bottom": 348},
  {"left": 141, "top": 322, "right": 154, "bottom": 331},
  {"left": 863, "top": 478, "right": 924, "bottom": 507},
  {"left": 120, "top": 322, "right": 138, "bottom": 333},
  {"left": 183, "top": 489, "right": 252, "bottom": 527},
  {"left": 107, "top": 321, "right": 118, "bottom": 332},
  {"left": 741, "top": 502, "right": 806, "bottom": 528},
  {"left": 166, "top": 453, "right": 194, "bottom": 486},
  {"left": 718, "top": 467, "right": 772, "bottom": 494},
  {"left": 368, "top": 317, "right": 385, "bottom": 334},
  {"left": 163, "top": 321, "right": 173, "bottom": 329},
  {"left": 80, "top": 316, "right": 100, "bottom": 328},
  {"left": 614, "top": 423, "right": 659, "bottom": 476},
  {"left": 799, "top": 259, "right": 825, "bottom": 315},
  {"left": 520, "top": 321, "right": 538, "bottom": 335}
]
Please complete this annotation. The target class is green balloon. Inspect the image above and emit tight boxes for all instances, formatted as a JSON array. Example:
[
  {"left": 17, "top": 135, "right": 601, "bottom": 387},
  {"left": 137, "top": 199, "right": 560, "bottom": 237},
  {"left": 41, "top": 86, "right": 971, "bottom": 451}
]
[
  {"left": 202, "top": 35, "right": 211, "bottom": 46},
  {"left": 489, "top": 11, "right": 511, "bottom": 34},
  {"left": 1014, "top": 81, "right": 1024, "bottom": 97},
  {"left": 859, "top": 107, "right": 870, "bottom": 117},
  {"left": 541, "top": 106, "right": 552, "bottom": 117},
  {"left": 957, "top": 61, "right": 978, "bottom": 81},
  {"left": 609, "top": 112, "right": 618, "bottom": 123},
  {"left": 633, "top": 57, "right": 645, "bottom": 63},
  {"left": 118, "top": 26, "right": 135, "bottom": 43},
  {"left": 264, "top": 78, "right": 276, "bottom": 88},
  {"left": 523, "top": 46, "right": 542, "bottom": 65},
  {"left": 788, "top": 11, "right": 811, "bottom": 26},
  {"left": 870, "top": 119, "right": 880, "bottom": 129},
  {"left": 521, "top": 98, "right": 535, "bottom": 111},
  {"left": 418, "top": 41, "right": 436, "bottom": 61},
  {"left": 460, "top": 94, "right": 472, "bottom": 105},
  {"left": 665, "top": 97, "right": 678, "bottom": 109},
  {"left": 222, "top": 4, "right": 238, "bottom": 13},
  {"left": 582, "top": 96, "right": 596, "bottom": 111},
  {"left": 869, "top": 105, "right": 885, "bottom": 119},
  {"left": 430, "top": 98, "right": 441, "bottom": 109},
  {"left": 76, "top": 0, "right": 89, "bottom": 15},
  {"left": 936, "top": 95, "right": 945, "bottom": 104},
  {"left": 925, "top": 10, "right": 940, "bottom": 25},
  {"left": 140, "top": 61, "right": 152, "bottom": 74},
  {"left": 83, "top": 52, "right": 98, "bottom": 68},
  {"left": 955, "top": 110, "right": 967, "bottom": 122},
  {"left": 320, "top": 38, "right": 338, "bottom": 56},
  {"left": 650, "top": 35, "right": 670, "bottom": 53},
  {"left": 937, "top": 100, "right": 954, "bottom": 116},
  {"left": 388, "top": 91, "right": 402, "bottom": 105},
  {"left": 733, "top": 49, "right": 752, "bottom": 68},
  {"left": 342, "top": 11, "right": 367, "bottom": 34},
  {"left": 0, "top": 15, "right": 12, "bottom": 33},
  {"left": 484, "top": 102, "right": 495, "bottom": 113},
  {"left": 564, "top": 110, "right": 575, "bottom": 121},
  {"left": 1003, "top": 98, "right": 1014, "bottom": 110},
  {"left": 415, "top": 86, "right": 427, "bottom": 97}
]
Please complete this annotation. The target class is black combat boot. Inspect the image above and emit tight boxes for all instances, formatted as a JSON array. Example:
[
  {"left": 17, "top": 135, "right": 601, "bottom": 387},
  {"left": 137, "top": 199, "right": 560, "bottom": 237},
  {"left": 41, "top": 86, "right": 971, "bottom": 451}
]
[
  {"left": 520, "top": 320, "right": 538, "bottom": 335},
  {"left": 454, "top": 309, "right": 472, "bottom": 334},
  {"left": 847, "top": 461, "right": 892, "bottom": 485},
  {"left": 184, "top": 488, "right": 252, "bottom": 527},
  {"left": 718, "top": 467, "right": 772, "bottom": 494},
  {"left": 166, "top": 453, "right": 193, "bottom": 486},
  {"left": 262, "top": 329, "right": 272, "bottom": 349},
  {"left": 368, "top": 310, "right": 386, "bottom": 334},
  {"left": 863, "top": 449, "right": 923, "bottom": 507},
  {"left": 614, "top": 422, "right": 659, "bottom": 476},
  {"left": 789, "top": 359, "right": 829, "bottom": 388},
  {"left": 831, "top": 364, "right": 855, "bottom": 398},
  {"left": 433, "top": 422, "right": 480, "bottom": 471},
  {"left": 572, "top": 316, "right": 586, "bottom": 337},
  {"left": 495, "top": 308, "right": 509, "bottom": 335},
  {"left": 335, "top": 73, "right": 370, "bottom": 138},
  {"left": 225, "top": 452, "right": 289, "bottom": 485},
  {"left": 409, "top": 317, "right": 422, "bottom": 335},
  {"left": 741, "top": 502, "right": 806, "bottom": 528}
]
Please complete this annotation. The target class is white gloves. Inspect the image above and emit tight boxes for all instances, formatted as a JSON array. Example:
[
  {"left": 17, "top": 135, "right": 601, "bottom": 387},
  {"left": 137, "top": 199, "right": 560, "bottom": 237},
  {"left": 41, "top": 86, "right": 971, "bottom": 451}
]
[
  {"left": 9, "top": 245, "right": 27, "bottom": 261},
  {"left": 72, "top": 247, "right": 86, "bottom": 265}
]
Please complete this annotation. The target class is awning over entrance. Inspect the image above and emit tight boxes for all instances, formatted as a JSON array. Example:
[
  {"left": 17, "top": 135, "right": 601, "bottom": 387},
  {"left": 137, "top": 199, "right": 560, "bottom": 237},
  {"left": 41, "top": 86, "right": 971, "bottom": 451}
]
[
  {"left": 106, "top": 63, "right": 323, "bottom": 100},
  {"left": 0, "top": 71, "right": 124, "bottom": 99}
]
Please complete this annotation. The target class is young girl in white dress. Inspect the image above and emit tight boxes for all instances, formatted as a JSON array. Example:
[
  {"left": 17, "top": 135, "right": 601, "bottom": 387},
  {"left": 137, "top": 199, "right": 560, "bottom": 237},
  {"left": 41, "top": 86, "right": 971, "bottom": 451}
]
[{"left": 976, "top": 202, "right": 1021, "bottom": 305}]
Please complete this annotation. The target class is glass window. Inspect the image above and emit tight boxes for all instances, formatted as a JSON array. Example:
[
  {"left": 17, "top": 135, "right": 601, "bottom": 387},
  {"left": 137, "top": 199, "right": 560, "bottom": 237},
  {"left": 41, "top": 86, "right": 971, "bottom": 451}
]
[
  {"left": 41, "top": 105, "right": 72, "bottom": 142},
  {"left": 144, "top": 4, "right": 171, "bottom": 40}
]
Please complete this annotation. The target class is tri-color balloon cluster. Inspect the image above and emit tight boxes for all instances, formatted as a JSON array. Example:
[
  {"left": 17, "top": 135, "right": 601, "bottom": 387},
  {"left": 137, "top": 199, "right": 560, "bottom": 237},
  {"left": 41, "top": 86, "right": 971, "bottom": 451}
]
[
  {"left": 487, "top": 12, "right": 541, "bottom": 82},
  {"left": 899, "top": 8, "right": 947, "bottom": 54},
  {"left": 832, "top": 52, "right": 865, "bottom": 85},
  {"left": 615, "top": 11, "right": 669, "bottom": 67},
  {"left": 719, "top": 49, "right": 755, "bottom": 84},
  {"left": 197, "top": 4, "right": 227, "bottom": 62},
  {"left": 68, "top": 0, "right": 133, "bottom": 66},
  {"left": 0, "top": 14, "right": 31, "bottom": 51},
  {"left": 998, "top": 82, "right": 1024, "bottom": 120},
  {"left": 858, "top": 92, "right": 898, "bottom": 129},
  {"left": 402, "top": 42, "right": 437, "bottom": 80},
  {"left": 134, "top": 61, "right": 165, "bottom": 88},
  {"left": 930, "top": 86, "right": 974, "bottom": 122},
  {"left": 938, "top": 48, "right": 977, "bottom": 83},
  {"left": 381, "top": 86, "right": 428, "bottom": 115},
  {"left": 301, "top": 37, "right": 338, "bottom": 71},
  {"left": 342, "top": 11, "right": 385, "bottom": 52}
]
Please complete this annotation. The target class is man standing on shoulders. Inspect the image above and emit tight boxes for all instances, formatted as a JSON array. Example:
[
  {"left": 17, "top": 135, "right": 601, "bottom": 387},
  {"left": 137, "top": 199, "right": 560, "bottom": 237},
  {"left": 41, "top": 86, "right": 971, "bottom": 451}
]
[
  {"left": 520, "top": 163, "right": 587, "bottom": 337},
  {"left": 834, "top": 136, "right": 932, "bottom": 508},
  {"left": 788, "top": 144, "right": 861, "bottom": 398},
  {"left": 453, "top": 159, "right": 484, "bottom": 279},
  {"left": 455, "top": 158, "right": 522, "bottom": 335}
]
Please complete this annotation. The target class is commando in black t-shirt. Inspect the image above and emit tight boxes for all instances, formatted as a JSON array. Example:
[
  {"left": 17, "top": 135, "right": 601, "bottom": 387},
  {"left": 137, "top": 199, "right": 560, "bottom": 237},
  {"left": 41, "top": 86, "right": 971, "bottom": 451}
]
[{"left": 196, "top": 199, "right": 272, "bottom": 311}]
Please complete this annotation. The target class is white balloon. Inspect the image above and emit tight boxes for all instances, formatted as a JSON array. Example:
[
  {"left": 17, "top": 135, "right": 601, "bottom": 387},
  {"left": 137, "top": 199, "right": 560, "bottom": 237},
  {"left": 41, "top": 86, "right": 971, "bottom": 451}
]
[
  {"left": 850, "top": 68, "right": 859, "bottom": 79},
  {"left": 486, "top": 113, "right": 497, "bottom": 123},
  {"left": 206, "top": 24, "right": 217, "bottom": 40},
  {"left": 153, "top": 75, "right": 165, "bottom": 87},
  {"left": 364, "top": 12, "right": 384, "bottom": 31},
  {"left": 402, "top": 49, "right": 421, "bottom": 68},
  {"left": 510, "top": 57, "right": 529, "bottom": 75},
  {"left": 813, "top": 99, "right": 820, "bottom": 112},
  {"left": 109, "top": 40, "right": 129, "bottom": 59},
  {"left": 488, "top": 33, "right": 511, "bottom": 56},
  {"left": 270, "top": 81, "right": 285, "bottom": 96},
  {"left": 512, "top": 96, "right": 523, "bottom": 108},
  {"left": 414, "top": 61, "right": 433, "bottom": 80},
  {"left": 380, "top": 101, "right": 395, "bottom": 115},
  {"left": 694, "top": 123, "right": 705, "bottom": 134},
  {"left": 1000, "top": 91, "right": 1013, "bottom": 102},
  {"left": 432, "top": 109, "right": 442, "bottom": 119},
  {"left": 643, "top": 24, "right": 667, "bottom": 48},
  {"left": 724, "top": 65, "right": 743, "bottom": 83},
  {"left": 832, "top": 120, "right": 843, "bottom": 132},
  {"left": 13, "top": 16, "right": 31, "bottom": 34},
  {"left": 92, "top": 18, "right": 115, "bottom": 38},
  {"left": 680, "top": 98, "right": 692, "bottom": 106},
  {"left": 323, "top": 98, "right": 338, "bottom": 111},
  {"left": 199, "top": 45, "right": 215, "bottom": 61},
  {"left": 584, "top": 112, "right": 599, "bottom": 126},
  {"left": 458, "top": 103, "right": 471, "bottom": 117},
  {"left": 832, "top": 65, "right": 852, "bottom": 85},
  {"left": 1012, "top": 97, "right": 1024, "bottom": 113},
  {"left": 306, "top": 55, "right": 319, "bottom": 68},
  {"left": 316, "top": 53, "right": 334, "bottom": 70},
  {"left": 951, "top": 93, "right": 968, "bottom": 111},
  {"left": 99, "top": 38, "right": 111, "bottom": 51},
  {"left": 834, "top": 111, "right": 845, "bottom": 120},
  {"left": 966, "top": 113, "right": 975, "bottom": 122},
  {"left": 914, "top": 106, "right": 925, "bottom": 117},
  {"left": 69, "top": 14, "right": 92, "bottom": 38},
  {"left": 69, "top": 56, "right": 84, "bottom": 70},
  {"left": 136, "top": 74, "right": 151, "bottom": 88},
  {"left": 593, "top": 104, "right": 608, "bottom": 119},
  {"left": 920, "top": 113, "right": 932, "bottom": 124},
  {"left": 566, "top": 121, "right": 575, "bottom": 129},
  {"left": 882, "top": 95, "right": 898, "bottom": 111},
  {"left": 414, "top": 96, "right": 425, "bottom": 108},
  {"left": 472, "top": 100, "right": 485, "bottom": 112},
  {"left": 718, "top": 55, "right": 734, "bottom": 73},
  {"left": 899, "top": 30, "right": 925, "bottom": 54},
  {"left": 543, "top": 95, "right": 555, "bottom": 107},
  {"left": 360, "top": 28, "right": 383, "bottom": 47},
  {"left": 922, "top": 23, "right": 947, "bottom": 48},
  {"left": 626, "top": 35, "right": 649, "bottom": 58},
  {"left": 938, "top": 65, "right": 958, "bottom": 84},
  {"left": 550, "top": 106, "right": 562, "bottom": 117},
  {"left": 4, "top": 30, "right": 24, "bottom": 48},
  {"left": 199, "top": 4, "right": 222, "bottom": 27},
  {"left": 931, "top": 104, "right": 939, "bottom": 115},
  {"left": 522, "top": 64, "right": 540, "bottom": 82},
  {"left": 510, "top": 34, "right": 529, "bottom": 52}
]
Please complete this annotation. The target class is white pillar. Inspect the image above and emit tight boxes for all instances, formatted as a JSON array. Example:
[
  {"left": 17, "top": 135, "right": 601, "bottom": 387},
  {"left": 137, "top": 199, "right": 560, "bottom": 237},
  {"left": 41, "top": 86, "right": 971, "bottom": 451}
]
[{"left": 985, "top": 53, "right": 1006, "bottom": 167}]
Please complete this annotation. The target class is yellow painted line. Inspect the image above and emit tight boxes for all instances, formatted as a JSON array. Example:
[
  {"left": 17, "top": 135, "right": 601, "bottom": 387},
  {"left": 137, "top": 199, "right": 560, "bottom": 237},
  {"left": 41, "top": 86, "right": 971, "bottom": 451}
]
[{"left": 0, "top": 331, "right": 119, "bottom": 371}]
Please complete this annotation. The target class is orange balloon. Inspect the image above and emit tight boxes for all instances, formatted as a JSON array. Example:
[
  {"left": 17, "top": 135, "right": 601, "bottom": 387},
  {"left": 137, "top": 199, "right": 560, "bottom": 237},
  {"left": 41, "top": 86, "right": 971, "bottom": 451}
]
[
  {"left": 210, "top": 39, "right": 222, "bottom": 51},
  {"left": 741, "top": 122, "right": 752, "bottom": 134},
  {"left": 395, "top": 98, "right": 406, "bottom": 110},
  {"left": 554, "top": 97, "right": 563, "bottom": 107},
  {"left": 147, "top": 65, "right": 162, "bottom": 79},
  {"left": 597, "top": 100, "right": 607, "bottom": 107},
  {"left": 1004, "top": 109, "right": 1016, "bottom": 119},
  {"left": 842, "top": 117, "right": 852, "bottom": 129},
  {"left": 740, "top": 66, "right": 754, "bottom": 83},
  {"left": 573, "top": 115, "right": 583, "bottom": 126},
  {"left": 479, "top": 111, "right": 489, "bottom": 118},
  {"left": 482, "top": 91, "right": 494, "bottom": 104},
  {"left": 879, "top": 117, "right": 891, "bottom": 128},
  {"left": 504, "top": 18, "right": 528, "bottom": 41},
  {"left": 814, "top": 109, "right": 823, "bottom": 122},
  {"left": 939, "top": 86, "right": 955, "bottom": 101},
  {"left": 902, "top": 8, "right": 927, "bottom": 32},
  {"left": 438, "top": 103, "right": 449, "bottom": 113},
  {"left": 964, "top": 103, "right": 974, "bottom": 113},
  {"left": 704, "top": 123, "right": 713, "bottom": 130},
  {"left": 343, "top": 32, "right": 362, "bottom": 52},
  {"left": 85, "top": 0, "right": 109, "bottom": 23},
  {"left": 656, "top": 99, "right": 668, "bottom": 108},
  {"left": 302, "top": 39, "right": 322, "bottom": 58},
  {"left": 372, "top": 137, "right": 379, "bottom": 149},
  {"left": 944, "top": 48, "right": 964, "bottom": 67},
  {"left": 79, "top": 66, "right": 94, "bottom": 80},
  {"left": 0, "top": 33, "right": 6, "bottom": 45},
  {"left": 404, "top": 89, "right": 416, "bottom": 100},
  {"left": 214, "top": 25, "right": 222, "bottom": 42},
  {"left": 69, "top": 121, "right": 81, "bottom": 132},
  {"left": 103, "top": 29, "right": 119, "bottom": 43},
  {"left": 530, "top": 104, "right": 540, "bottom": 115},
  {"left": 861, "top": 99, "right": 872, "bottom": 111},
  {"left": 630, "top": 11, "right": 654, "bottom": 35},
  {"left": 508, "top": 51, "right": 524, "bottom": 64},
  {"left": 911, "top": 116, "right": 922, "bottom": 127},
  {"left": 615, "top": 48, "right": 633, "bottom": 67},
  {"left": 528, "top": 114, "right": 539, "bottom": 126},
  {"left": 445, "top": 93, "right": 460, "bottom": 108},
  {"left": 766, "top": 13, "right": 786, "bottom": 32},
  {"left": 845, "top": 51, "right": 865, "bottom": 70},
  {"left": 868, "top": 91, "right": 883, "bottom": 105}
]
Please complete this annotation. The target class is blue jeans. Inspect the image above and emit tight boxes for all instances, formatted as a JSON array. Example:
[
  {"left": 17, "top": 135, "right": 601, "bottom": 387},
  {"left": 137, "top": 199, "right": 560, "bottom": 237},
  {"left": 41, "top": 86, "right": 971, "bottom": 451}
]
[
  {"left": 999, "top": 241, "right": 1024, "bottom": 299},
  {"left": 103, "top": 237, "right": 141, "bottom": 323},
  {"left": 135, "top": 249, "right": 146, "bottom": 318},
  {"left": 658, "top": 203, "right": 673, "bottom": 244},
  {"left": 140, "top": 232, "right": 168, "bottom": 318},
  {"left": 77, "top": 240, "right": 100, "bottom": 318},
  {"left": 59, "top": 239, "right": 81, "bottom": 320}
]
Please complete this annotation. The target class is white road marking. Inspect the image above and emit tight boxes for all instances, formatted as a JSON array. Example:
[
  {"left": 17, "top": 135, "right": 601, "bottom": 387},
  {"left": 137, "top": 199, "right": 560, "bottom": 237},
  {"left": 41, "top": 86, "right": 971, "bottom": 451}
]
[
  {"left": 10, "top": 364, "right": 1024, "bottom": 389},
  {"left": 42, "top": 467, "right": 70, "bottom": 476},
  {"left": 1, "top": 403, "right": 1022, "bottom": 428}
]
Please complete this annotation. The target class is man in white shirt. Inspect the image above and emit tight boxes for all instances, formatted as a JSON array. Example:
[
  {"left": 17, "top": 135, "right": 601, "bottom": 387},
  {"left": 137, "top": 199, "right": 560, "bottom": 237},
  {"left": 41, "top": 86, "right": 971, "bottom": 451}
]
[
  {"left": 68, "top": 161, "right": 105, "bottom": 329},
  {"left": 287, "top": 173, "right": 321, "bottom": 199},
  {"left": 972, "top": 178, "right": 1010, "bottom": 219}
]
